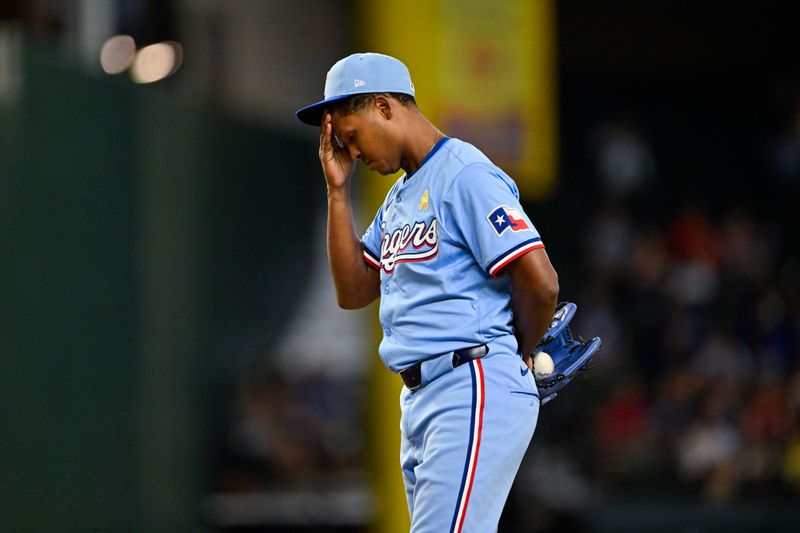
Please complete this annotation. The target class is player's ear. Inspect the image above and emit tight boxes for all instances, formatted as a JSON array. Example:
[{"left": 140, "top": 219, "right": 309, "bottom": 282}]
[{"left": 374, "top": 95, "right": 392, "bottom": 120}]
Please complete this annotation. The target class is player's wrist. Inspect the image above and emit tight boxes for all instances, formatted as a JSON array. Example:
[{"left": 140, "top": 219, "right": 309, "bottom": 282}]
[{"left": 326, "top": 182, "right": 351, "bottom": 199}]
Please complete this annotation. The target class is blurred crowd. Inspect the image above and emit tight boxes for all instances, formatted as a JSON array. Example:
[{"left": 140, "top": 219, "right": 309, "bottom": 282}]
[
  {"left": 571, "top": 111, "right": 800, "bottom": 504},
  {"left": 216, "top": 370, "right": 367, "bottom": 494}
]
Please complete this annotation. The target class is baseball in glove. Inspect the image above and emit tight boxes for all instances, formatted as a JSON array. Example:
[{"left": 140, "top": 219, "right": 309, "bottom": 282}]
[{"left": 533, "top": 302, "right": 601, "bottom": 405}]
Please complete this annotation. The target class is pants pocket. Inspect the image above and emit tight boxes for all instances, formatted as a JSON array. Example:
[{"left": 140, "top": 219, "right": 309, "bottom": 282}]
[{"left": 509, "top": 390, "right": 539, "bottom": 399}]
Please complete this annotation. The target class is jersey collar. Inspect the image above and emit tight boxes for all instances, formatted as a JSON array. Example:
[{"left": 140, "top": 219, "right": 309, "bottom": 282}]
[{"left": 404, "top": 136, "right": 450, "bottom": 182}]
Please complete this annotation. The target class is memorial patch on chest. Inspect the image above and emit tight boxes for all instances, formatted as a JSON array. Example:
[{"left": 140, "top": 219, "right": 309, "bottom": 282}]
[
  {"left": 380, "top": 219, "right": 439, "bottom": 274},
  {"left": 418, "top": 189, "right": 430, "bottom": 210}
]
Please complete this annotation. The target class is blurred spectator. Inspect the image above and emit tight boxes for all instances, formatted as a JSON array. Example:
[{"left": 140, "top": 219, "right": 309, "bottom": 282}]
[
  {"left": 663, "top": 258, "right": 719, "bottom": 307},
  {"left": 666, "top": 207, "right": 722, "bottom": 267},
  {"left": 220, "top": 368, "right": 365, "bottom": 493},
  {"left": 651, "top": 368, "right": 704, "bottom": 446},
  {"left": 691, "top": 328, "right": 753, "bottom": 384},
  {"left": 577, "top": 280, "right": 627, "bottom": 373},
  {"left": 629, "top": 229, "right": 670, "bottom": 292},
  {"left": 738, "top": 384, "right": 794, "bottom": 491},
  {"left": 590, "top": 120, "right": 656, "bottom": 201},
  {"left": 593, "top": 374, "right": 651, "bottom": 478},
  {"left": 719, "top": 210, "right": 773, "bottom": 284},
  {"left": 677, "top": 390, "right": 742, "bottom": 502},
  {"left": 755, "top": 288, "right": 798, "bottom": 379},
  {"left": 584, "top": 202, "right": 636, "bottom": 278}
]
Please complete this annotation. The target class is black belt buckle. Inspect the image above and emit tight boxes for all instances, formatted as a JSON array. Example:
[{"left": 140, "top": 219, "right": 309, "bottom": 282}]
[
  {"left": 400, "top": 365, "right": 422, "bottom": 391},
  {"left": 452, "top": 344, "right": 489, "bottom": 368}
]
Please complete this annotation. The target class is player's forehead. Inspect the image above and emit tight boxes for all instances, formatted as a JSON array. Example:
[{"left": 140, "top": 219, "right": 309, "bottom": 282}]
[{"left": 330, "top": 107, "right": 368, "bottom": 135}]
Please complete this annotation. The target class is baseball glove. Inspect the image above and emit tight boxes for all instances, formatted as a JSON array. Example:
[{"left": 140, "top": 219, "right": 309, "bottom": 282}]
[{"left": 534, "top": 302, "right": 601, "bottom": 405}]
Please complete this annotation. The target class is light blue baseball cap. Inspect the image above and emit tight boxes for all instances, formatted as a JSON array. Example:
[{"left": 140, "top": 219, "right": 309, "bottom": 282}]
[{"left": 295, "top": 52, "right": 415, "bottom": 126}]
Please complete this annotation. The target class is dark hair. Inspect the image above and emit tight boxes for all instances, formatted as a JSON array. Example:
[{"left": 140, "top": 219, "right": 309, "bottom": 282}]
[{"left": 329, "top": 92, "right": 417, "bottom": 116}]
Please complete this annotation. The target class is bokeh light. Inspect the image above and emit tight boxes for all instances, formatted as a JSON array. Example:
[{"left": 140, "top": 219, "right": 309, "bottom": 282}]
[
  {"left": 99, "top": 34, "right": 136, "bottom": 75},
  {"left": 130, "top": 41, "right": 183, "bottom": 84}
]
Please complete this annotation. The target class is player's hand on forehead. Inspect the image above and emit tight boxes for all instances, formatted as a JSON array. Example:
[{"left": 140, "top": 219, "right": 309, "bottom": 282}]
[
  {"left": 320, "top": 111, "right": 345, "bottom": 151},
  {"left": 319, "top": 112, "right": 337, "bottom": 159},
  {"left": 319, "top": 111, "right": 355, "bottom": 189}
]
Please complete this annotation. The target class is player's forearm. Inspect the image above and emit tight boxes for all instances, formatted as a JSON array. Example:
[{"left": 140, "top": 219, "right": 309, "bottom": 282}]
[
  {"left": 512, "top": 284, "right": 558, "bottom": 362},
  {"left": 507, "top": 250, "right": 559, "bottom": 362},
  {"left": 327, "top": 186, "right": 380, "bottom": 309}
]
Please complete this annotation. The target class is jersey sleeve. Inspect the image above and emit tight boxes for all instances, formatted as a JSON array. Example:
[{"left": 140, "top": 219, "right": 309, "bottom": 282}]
[
  {"left": 443, "top": 163, "right": 544, "bottom": 277},
  {"left": 360, "top": 204, "right": 384, "bottom": 271}
]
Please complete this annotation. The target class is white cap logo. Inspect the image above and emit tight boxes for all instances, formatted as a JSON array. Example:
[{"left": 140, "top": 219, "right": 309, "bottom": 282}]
[{"left": 354, "top": 79, "right": 366, "bottom": 88}]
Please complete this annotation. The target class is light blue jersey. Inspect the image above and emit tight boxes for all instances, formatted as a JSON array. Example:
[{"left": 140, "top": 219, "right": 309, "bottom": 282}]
[{"left": 361, "top": 137, "right": 545, "bottom": 372}]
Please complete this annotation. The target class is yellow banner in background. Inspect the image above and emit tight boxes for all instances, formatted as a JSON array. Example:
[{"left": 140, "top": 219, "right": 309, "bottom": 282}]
[
  {"left": 356, "top": 2, "right": 558, "bottom": 531},
  {"left": 439, "top": 0, "right": 558, "bottom": 199}
]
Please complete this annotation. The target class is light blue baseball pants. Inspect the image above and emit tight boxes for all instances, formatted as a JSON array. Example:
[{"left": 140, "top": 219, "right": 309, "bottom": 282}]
[{"left": 399, "top": 348, "right": 539, "bottom": 532}]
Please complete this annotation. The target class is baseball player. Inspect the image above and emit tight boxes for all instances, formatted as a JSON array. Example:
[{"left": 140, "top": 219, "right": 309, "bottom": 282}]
[{"left": 296, "top": 53, "right": 559, "bottom": 532}]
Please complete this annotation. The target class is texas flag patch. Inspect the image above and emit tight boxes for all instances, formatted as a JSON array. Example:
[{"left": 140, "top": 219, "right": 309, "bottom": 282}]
[{"left": 487, "top": 205, "right": 531, "bottom": 236}]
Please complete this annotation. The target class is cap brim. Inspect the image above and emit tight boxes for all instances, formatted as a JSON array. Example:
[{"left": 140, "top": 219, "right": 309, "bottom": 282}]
[{"left": 295, "top": 94, "right": 353, "bottom": 126}]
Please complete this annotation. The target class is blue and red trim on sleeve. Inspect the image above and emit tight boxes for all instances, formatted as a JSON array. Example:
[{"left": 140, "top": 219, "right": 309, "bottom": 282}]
[
  {"left": 362, "top": 244, "right": 381, "bottom": 271},
  {"left": 487, "top": 237, "right": 544, "bottom": 277}
]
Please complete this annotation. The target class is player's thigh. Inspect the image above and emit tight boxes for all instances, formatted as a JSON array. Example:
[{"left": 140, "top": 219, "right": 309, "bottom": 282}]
[
  {"left": 461, "top": 352, "right": 539, "bottom": 531},
  {"left": 409, "top": 355, "right": 538, "bottom": 532}
]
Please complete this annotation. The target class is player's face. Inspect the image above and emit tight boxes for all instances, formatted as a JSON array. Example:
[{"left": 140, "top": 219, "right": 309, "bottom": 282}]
[{"left": 330, "top": 105, "right": 402, "bottom": 175}]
